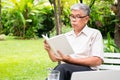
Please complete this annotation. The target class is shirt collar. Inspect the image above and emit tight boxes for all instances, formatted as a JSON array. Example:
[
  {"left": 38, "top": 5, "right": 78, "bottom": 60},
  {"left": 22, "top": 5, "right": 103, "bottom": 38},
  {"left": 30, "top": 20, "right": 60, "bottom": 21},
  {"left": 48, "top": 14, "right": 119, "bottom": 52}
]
[{"left": 67, "top": 25, "right": 89, "bottom": 37}]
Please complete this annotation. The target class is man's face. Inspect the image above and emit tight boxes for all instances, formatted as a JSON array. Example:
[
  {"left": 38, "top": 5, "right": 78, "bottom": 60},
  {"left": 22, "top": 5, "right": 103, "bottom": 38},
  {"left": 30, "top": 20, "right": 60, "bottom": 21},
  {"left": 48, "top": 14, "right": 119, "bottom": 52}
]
[{"left": 70, "top": 10, "right": 89, "bottom": 32}]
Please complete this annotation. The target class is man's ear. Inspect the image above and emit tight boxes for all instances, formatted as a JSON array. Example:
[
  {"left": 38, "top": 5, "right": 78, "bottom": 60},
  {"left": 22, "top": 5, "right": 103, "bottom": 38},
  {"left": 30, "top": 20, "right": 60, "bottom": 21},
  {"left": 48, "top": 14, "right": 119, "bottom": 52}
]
[
  {"left": 86, "top": 16, "right": 90, "bottom": 20},
  {"left": 84, "top": 16, "right": 90, "bottom": 24}
]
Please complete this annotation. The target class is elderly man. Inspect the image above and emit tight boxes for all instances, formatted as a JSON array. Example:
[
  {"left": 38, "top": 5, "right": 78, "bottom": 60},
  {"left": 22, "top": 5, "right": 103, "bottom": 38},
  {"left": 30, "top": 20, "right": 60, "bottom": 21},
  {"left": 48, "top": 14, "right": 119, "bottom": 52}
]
[{"left": 44, "top": 3, "right": 104, "bottom": 80}]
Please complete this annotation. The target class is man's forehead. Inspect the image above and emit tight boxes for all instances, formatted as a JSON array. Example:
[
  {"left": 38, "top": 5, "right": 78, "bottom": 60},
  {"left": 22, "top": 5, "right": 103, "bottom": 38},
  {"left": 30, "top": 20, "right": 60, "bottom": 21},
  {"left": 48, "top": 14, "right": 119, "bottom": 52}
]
[{"left": 71, "top": 10, "right": 84, "bottom": 15}]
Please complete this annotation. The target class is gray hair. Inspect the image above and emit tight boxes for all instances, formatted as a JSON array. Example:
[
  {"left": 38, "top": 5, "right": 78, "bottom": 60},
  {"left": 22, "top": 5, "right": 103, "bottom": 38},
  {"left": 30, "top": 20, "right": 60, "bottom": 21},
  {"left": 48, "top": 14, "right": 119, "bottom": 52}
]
[{"left": 70, "top": 3, "right": 90, "bottom": 16}]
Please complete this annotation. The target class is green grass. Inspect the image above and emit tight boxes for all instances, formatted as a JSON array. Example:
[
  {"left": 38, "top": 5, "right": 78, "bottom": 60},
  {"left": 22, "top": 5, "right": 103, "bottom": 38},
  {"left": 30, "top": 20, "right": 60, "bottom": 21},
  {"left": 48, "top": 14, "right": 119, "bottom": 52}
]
[{"left": 0, "top": 37, "right": 57, "bottom": 80}]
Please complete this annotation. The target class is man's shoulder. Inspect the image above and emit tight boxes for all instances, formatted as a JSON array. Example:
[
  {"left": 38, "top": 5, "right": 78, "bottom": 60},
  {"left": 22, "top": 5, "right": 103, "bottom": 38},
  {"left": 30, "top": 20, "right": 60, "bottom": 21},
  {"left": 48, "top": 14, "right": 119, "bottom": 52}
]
[
  {"left": 64, "top": 30, "right": 73, "bottom": 36},
  {"left": 87, "top": 27, "right": 101, "bottom": 34},
  {"left": 82, "top": 26, "right": 102, "bottom": 38}
]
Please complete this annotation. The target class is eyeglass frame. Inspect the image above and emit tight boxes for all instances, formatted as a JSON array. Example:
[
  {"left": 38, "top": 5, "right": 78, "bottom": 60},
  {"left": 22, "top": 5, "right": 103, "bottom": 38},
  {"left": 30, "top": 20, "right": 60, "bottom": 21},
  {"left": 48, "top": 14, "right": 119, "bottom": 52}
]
[{"left": 69, "top": 14, "right": 88, "bottom": 20}]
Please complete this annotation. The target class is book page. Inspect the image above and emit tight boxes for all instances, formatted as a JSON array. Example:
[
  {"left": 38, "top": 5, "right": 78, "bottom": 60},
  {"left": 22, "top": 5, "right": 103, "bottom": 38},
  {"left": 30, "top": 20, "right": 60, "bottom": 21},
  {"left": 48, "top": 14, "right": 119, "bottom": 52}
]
[
  {"left": 42, "top": 34, "right": 74, "bottom": 56},
  {"left": 42, "top": 34, "right": 49, "bottom": 40}
]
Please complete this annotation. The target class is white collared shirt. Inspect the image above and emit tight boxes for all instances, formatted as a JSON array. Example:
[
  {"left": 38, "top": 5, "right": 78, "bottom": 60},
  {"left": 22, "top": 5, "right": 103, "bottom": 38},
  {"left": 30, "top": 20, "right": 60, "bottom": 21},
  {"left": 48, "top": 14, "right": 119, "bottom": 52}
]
[{"left": 65, "top": 25, "right": 104, "bottom": 69}]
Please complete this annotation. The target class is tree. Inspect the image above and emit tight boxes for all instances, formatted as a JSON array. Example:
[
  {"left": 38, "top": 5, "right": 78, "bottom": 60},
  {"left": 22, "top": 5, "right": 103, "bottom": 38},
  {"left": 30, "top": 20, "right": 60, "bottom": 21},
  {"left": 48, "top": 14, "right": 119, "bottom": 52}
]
[
  {"left": 54, "top": 0, "right": 62, "bottom": 35},
  {"left": 114, "top": 0, "right": 120, "bottom": 48},
  {"left": 0, "top": 0, "right": 2, "bottom": 34},
  {"left": 49, "top": 0, "right": 62, "bottom": 35},
  {"left": 80, "top": 0, "right": 83, "bottom": 3}
]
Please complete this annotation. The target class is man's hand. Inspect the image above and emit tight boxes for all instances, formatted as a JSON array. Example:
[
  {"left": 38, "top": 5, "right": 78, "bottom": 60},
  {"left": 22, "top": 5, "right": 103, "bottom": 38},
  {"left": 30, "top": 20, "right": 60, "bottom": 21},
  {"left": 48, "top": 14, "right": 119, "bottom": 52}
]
[
  {"left": 56, "top": 50, "right": 71, "bottom": 62},
  {"left": 44, "top": 41, "right": 72, "bottom": 62},
  {"left": 44, "top": 40, "right": 51, "bottom": 51}
]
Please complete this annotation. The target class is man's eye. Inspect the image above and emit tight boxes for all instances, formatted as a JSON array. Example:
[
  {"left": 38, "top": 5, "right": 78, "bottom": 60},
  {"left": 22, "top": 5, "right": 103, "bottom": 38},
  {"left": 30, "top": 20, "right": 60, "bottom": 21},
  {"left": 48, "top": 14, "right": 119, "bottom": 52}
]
[
  {"left": 76, "top": 16, "right": 80, "bottom": 18},
  {"left": 76, "top": 15, "right": 81, "bottom": 17},
  {"left": 70, "top": 15, "right": 81, "bottom": 17}
]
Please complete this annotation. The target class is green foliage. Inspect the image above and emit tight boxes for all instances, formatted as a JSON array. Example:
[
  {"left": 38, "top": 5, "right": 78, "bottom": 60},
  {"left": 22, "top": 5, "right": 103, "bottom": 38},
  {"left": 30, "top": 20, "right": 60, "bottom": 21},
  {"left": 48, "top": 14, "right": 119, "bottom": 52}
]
[
  {"left": 37, "top": 6, "right": 54, "bottom": 37},
  {"left": 61, "top": 8, "right": 71, "bottom": 27},
  {"left": 1, "top": 0, "right": 54, "bottom": 39},
  {"left": 2, "top": 0, "right": 34, "bottom": 38},
  {"left": 88, "top": 1, "right": 117, "bottom": 37},
  {"left": 104, "top": 32, "right": 120, "bottom": 52}
]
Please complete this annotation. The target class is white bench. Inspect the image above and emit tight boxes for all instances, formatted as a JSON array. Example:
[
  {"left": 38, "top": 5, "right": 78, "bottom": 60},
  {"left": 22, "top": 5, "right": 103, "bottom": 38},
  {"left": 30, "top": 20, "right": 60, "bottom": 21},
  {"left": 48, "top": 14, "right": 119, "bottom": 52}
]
[
  {"left": 71, "top": 53, "right": 120, "bottom": 80},
  {"left": 99, "top": 53, "right": 120, "bottom": 70},
  {"left": 71, "top": 70, "right": 120, "bottom": 80}
]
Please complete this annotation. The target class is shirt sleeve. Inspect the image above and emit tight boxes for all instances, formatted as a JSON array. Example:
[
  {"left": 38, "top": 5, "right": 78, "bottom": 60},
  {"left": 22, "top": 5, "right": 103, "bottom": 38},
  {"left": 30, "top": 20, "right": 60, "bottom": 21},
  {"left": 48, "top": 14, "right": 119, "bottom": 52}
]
[{"left": 90, "top": 30, "right": 104, "bottom": 60}]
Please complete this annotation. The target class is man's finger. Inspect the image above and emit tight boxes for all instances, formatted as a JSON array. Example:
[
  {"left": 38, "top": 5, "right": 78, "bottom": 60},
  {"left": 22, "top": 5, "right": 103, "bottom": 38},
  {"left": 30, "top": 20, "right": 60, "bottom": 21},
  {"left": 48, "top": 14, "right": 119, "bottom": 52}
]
[{"left": 57, "top": 50, "right": 64, "bottom": 57}]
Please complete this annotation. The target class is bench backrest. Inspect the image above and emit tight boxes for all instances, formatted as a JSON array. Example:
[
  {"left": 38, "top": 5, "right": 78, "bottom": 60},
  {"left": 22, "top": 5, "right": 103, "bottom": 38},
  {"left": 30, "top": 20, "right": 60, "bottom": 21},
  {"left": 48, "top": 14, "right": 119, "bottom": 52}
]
[{"left": 99, "top": 53, "right": 120, "bottom": 70}]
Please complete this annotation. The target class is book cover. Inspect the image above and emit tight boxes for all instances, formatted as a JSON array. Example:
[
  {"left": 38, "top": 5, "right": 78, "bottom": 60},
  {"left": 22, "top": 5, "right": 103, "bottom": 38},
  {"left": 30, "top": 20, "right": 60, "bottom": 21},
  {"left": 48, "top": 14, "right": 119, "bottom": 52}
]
[{"left": 42, "top": 34, "right": 74, "bottom": 56}]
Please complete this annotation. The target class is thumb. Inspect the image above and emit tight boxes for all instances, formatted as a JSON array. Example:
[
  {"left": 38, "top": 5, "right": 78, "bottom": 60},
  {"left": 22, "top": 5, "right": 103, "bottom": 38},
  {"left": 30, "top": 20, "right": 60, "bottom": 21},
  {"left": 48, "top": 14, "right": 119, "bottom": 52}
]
[{"left": 57, "top": 50, "right": 63, "bottom": 57}]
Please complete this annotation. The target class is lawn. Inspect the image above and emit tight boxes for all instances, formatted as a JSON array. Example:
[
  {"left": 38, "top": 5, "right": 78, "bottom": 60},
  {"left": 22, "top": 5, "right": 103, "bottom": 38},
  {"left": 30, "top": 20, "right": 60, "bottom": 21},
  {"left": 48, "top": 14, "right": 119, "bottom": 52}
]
[{"left": 0, "top": 37, "right": 57, "bottom": 80}]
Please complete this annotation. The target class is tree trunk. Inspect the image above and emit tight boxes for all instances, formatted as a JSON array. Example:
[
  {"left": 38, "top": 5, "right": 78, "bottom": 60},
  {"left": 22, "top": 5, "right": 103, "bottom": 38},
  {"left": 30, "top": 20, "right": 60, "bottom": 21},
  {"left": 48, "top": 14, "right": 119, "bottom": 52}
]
[
  {"left": 53, "top": 0, "right": 62, "bottom": 35},
  {"left": 89, "top": 0, "right": 96, "bottom": 8},
  {"left": 80, "top": 0, "right": 83, "bottom": 3},
  {"left": 114, "top": 0, "right": 120, "bottom": 48},
  {"left": 0, "top": 0, "right": 2, "bottom": 34},
  {"left": 53, "top": 0, "right": 58, "bottom": 35},
  {"left": 56, "top": 0, "right": 61, "bottom": 35}
]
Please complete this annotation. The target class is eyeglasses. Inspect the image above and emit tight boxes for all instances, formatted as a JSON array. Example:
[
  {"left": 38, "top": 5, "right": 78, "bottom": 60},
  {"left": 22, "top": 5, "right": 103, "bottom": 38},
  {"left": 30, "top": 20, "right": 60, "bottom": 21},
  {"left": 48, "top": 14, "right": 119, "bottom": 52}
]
[{"left": 70, "top": 14, "right": 87, "bottom": 20}]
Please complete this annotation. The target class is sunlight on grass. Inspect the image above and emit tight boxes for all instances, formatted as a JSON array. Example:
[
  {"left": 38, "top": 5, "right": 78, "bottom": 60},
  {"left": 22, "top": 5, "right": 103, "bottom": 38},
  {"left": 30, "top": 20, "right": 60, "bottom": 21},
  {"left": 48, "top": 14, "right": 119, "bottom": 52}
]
[{"left": 0, "top": 38, "right": 57, "bottom": 80}]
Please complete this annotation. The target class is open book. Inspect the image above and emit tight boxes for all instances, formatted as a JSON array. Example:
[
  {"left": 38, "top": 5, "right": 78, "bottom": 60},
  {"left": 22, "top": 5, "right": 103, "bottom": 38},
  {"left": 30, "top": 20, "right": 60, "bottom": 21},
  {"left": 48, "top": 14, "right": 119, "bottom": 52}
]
[{"left": 42, "top": 34, "right": 75, "bottom": 56}]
